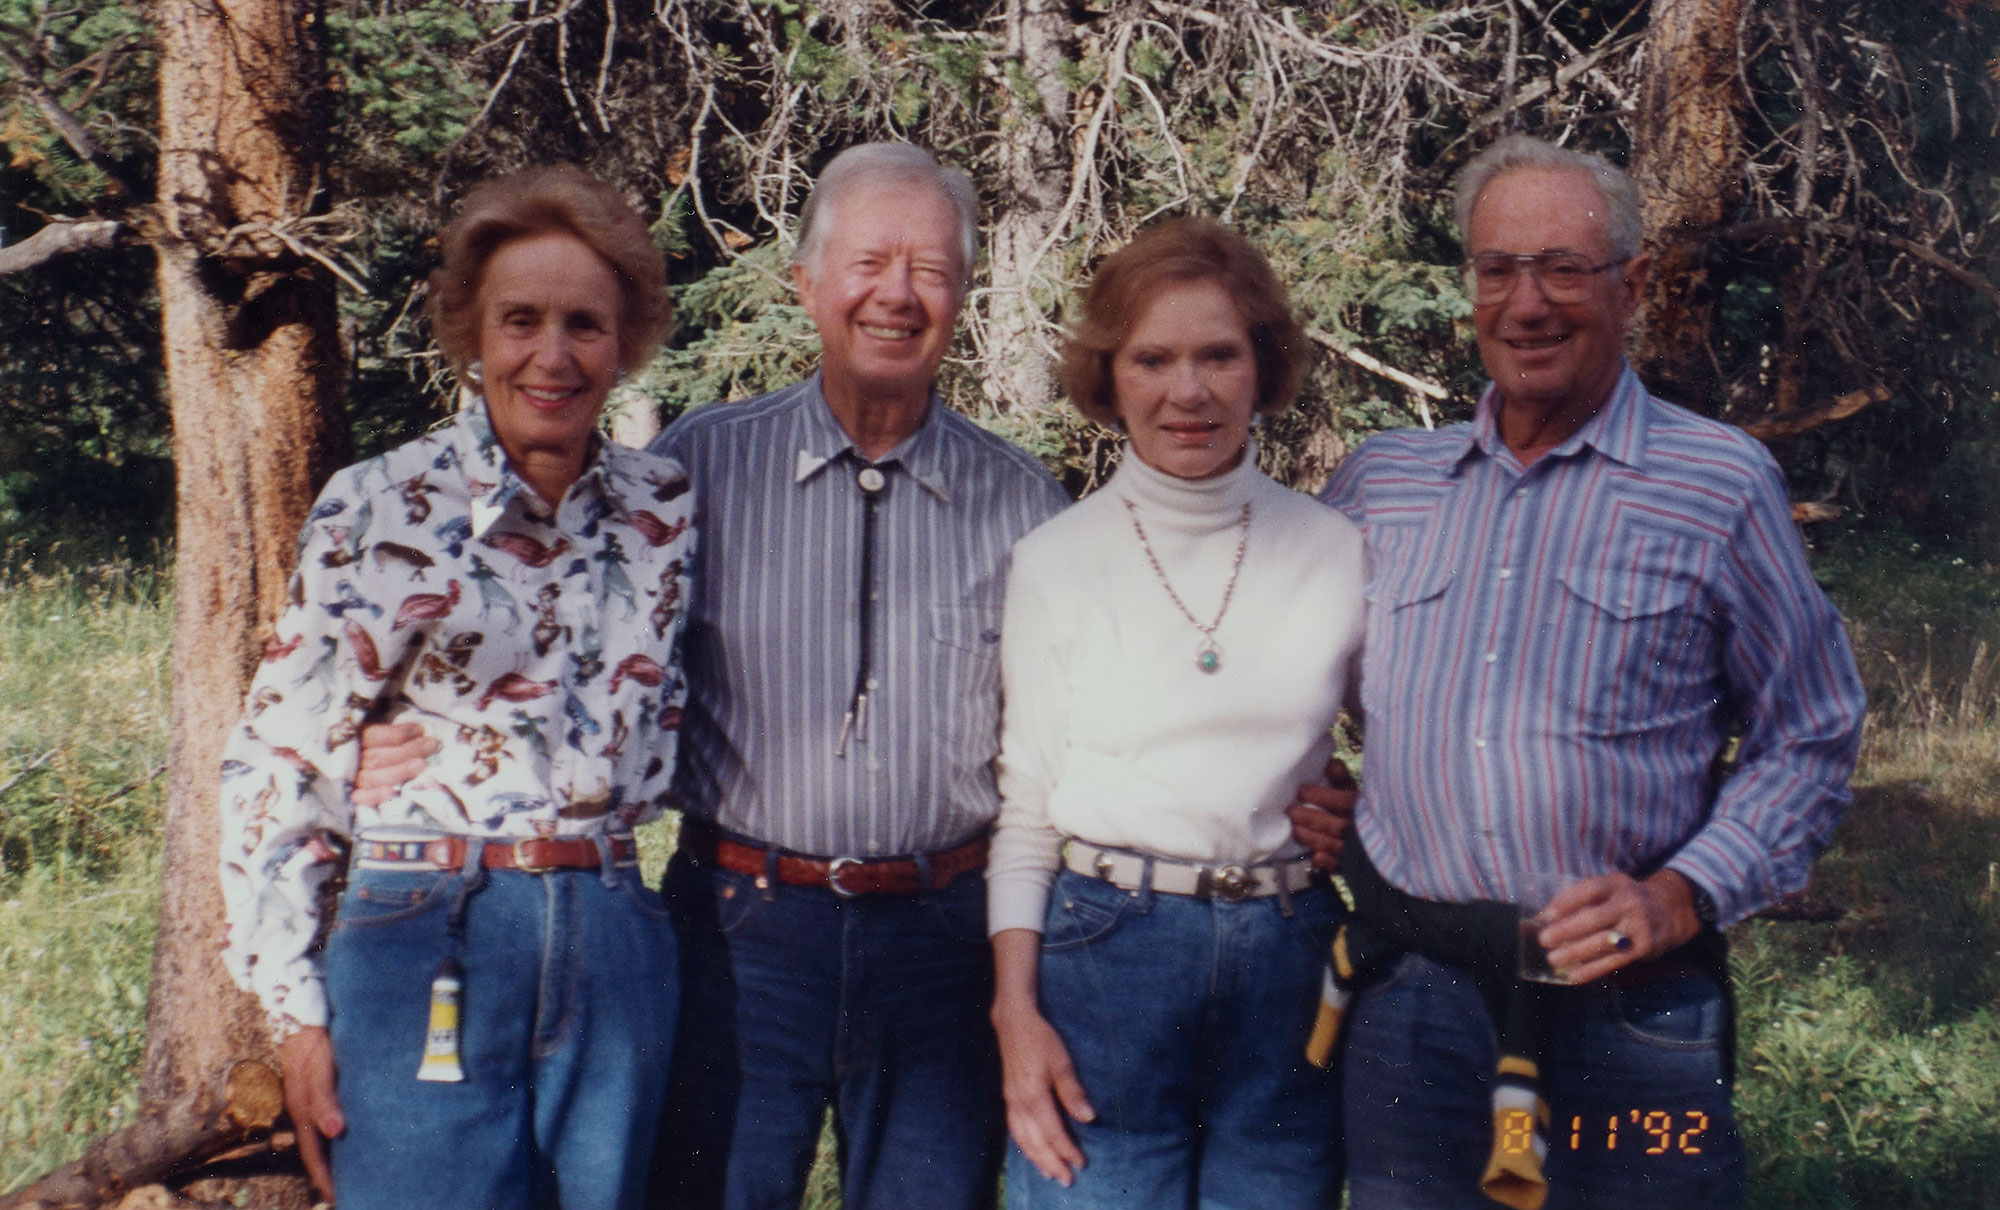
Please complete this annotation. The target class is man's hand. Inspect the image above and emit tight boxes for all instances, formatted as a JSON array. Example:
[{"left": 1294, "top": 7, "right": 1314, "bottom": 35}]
[
  {"left": 351, "top": 722, "right": 436, "bottom": 807},
  {"left": 1286, "top": 757, "right": 1358, "bottom": 871},
  {"left": 278, "top": 1026, "right": 344, "bottom": 1200},
  {"left": 991, "top": 929, "right": 1094, "bottom": 1186},
  {"left": 1537, "top": 869, "right": 1702, "bottom": 985}
]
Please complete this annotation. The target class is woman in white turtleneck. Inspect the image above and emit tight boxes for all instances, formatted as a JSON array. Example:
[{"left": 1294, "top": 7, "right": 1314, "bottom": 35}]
[{"left": 988, "top": 218, "right": 1367, "bottom": 1209}]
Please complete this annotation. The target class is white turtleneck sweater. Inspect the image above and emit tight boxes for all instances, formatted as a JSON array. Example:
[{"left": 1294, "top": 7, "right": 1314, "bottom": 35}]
[{"left": 987, "top": 445, "right": 1368, "bottom": 936}]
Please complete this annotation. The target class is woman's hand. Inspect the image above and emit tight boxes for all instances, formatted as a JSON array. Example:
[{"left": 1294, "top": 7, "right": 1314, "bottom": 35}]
[
  {"left": 278, "top": 1026, "right": 345, "bottom": 1200},
  {"left": 991, "top": 929, "right": 1095, "bottom": 1186},
  {"left": 350, "top": 721, "right": 437, "bottom": 807}
]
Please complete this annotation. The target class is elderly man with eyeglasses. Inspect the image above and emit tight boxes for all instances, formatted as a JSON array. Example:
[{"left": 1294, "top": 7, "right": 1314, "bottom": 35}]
[{"left": 1293, "top": 135, "right": 1865, "bottom": 1209}]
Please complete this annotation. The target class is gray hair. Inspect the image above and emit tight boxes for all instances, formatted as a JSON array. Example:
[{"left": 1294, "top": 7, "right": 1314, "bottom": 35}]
[
  {"left": 1454, "top": 135, "right": 1644, "bottom": 261},
  {"left": 793, "top": 143, "right": 980, "bottom": 287}
]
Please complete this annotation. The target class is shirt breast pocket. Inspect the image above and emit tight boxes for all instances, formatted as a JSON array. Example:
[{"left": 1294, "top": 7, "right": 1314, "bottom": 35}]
[
  {"left": 1557, "top": 544, "right": 1713, "bottom": 736},
  {"left": 1364, "top": 516, "right": 1457, "bottom": 665},
  {"left": 930, "top": 603, "right": 1004, "bottom": 761}
]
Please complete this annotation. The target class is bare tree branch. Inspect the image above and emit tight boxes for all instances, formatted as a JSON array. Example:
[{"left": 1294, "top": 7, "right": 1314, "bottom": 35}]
[
  {"left": 1739, "top": 383, "right": 1889, "bottom": 440},
  {"left": 1700, "top": 217, "right": 2000, "bottom": 308},
  {"left": 0, "top": 217, "right": 134, "bottom": 273}
]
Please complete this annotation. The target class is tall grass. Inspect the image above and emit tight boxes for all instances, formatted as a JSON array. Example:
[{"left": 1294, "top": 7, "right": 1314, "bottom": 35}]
[
  {"left": 4, "top": 533, "right": 1999, "bottom": 1205},
  {"left": 1736, "top": 535, "right": 2000, "bottom": 1208},
  {"left": 0, "top": 540, "right": 171, "bottom": 1191}
]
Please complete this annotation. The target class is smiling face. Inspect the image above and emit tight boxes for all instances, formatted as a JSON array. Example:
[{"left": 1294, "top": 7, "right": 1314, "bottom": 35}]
[
  {"left": 1111, "top": 277, "right": 1261, "bottom": 481},
  {"left": 794, "top": 181, "right": 966, "bottom": 417},
  {"left": 476, "top": 230, "right": 624, "bottom": 500},
  {"left": 1468, "top": 167, "right": 1648, "bottom": 417}
]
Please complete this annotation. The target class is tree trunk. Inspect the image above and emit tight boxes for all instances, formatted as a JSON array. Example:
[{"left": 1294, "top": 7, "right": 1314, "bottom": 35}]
[
  {"left": 143, "top": 0, "right": 347, "bottom": 1201},
  {"left": 1630, "top": 0, "right": 1745, "bottom": 409},
  {"left": 979, "top": 0, "right": 1076, "bottom": 417}
]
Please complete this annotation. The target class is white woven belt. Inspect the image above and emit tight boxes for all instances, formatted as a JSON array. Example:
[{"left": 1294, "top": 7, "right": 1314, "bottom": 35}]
[{"left": 1062, "top": 840, "right": 1314, "bottom": 902}]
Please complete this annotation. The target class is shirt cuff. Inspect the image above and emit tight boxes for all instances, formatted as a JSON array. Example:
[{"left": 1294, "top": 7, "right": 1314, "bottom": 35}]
[{"left": 1665, "top": 824, "right": 1775, "bottom": 928}]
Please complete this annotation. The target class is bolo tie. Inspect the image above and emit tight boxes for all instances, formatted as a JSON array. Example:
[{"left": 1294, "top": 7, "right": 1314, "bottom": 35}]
[{"left": 836, "top": 459, "right": 891, "bottom": 758}]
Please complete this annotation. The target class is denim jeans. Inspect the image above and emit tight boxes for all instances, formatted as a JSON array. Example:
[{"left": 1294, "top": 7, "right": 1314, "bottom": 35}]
[
  {"left": 1006, "top": 869, "right": 1345, "bottom": 1210},
  {"left": 650, "top": 847, "right": 1004, "bottom": 1210},
  {"left": 1343, "top": 952, "right": 1746, "bottom": 1210},
  {"left": 322, "top": 858, "right": 678, "bottom": 1210}
]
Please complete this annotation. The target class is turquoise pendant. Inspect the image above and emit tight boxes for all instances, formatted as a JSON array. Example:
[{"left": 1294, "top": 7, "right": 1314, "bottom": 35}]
[{"left": 1197, "top": 642, "right": 1221, "bottom": 674}]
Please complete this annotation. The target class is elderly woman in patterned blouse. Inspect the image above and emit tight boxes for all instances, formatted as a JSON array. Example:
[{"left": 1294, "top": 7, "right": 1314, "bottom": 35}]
[{"left": 218, "top": 166, "right": 694, "bottom": 1210}]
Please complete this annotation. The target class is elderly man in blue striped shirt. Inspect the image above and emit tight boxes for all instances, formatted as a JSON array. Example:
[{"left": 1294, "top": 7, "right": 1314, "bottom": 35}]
[
  {"left": 638, "top": 143, "right": 1068, "bottom": 1210},
  {"left": 1299, "top": 136, "right": 1866, "bottom": 1209}
]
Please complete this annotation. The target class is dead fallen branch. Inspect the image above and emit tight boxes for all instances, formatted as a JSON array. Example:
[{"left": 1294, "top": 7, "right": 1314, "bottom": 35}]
[{"left": 0, "top": 1062, "right": 284, "bottom": 1210}]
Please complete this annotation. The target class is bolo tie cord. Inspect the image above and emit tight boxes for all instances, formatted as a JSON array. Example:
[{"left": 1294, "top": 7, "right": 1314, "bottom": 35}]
[{"left": 837, "top": 462, "right": 888, "bottom": 758}]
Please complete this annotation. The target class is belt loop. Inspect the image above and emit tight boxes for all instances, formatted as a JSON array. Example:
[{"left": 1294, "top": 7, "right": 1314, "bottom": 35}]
[
  {"left": 1275, "top": 866, "right": 1296, "bottom": 918},
  {"left": 1135, "top": 854, "right": 1156, "bottom": 913},
  {"left": 760, "top": 847, "right": 780, "bottom": 903},
  {"left": 914, "top": 850, "right": 935, "bottom": 904},
  {"left": 447, "top": 837, "right": 488, "bottom": 941},
  {"left": 592, "top": 833, "right": 619, "bottom": 888}
]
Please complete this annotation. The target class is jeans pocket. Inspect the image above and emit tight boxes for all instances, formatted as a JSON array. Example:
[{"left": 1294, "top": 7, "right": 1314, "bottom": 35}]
[
  {"left": 332, "top": 869, "right": 453, "bottom": 930},
  {"left": 619, "top": 870, "right": 675, "bottom": 923},
  {"left": 1613, "top": 973, "right": 1727, "bottom": 1048},
  {"left": 1039, "top": 871, "right": 1132, "bottom": 953}
]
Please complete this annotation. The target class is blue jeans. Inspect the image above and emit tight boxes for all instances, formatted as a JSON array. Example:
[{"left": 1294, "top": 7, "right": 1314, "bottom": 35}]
[
  {"left": 323, "top": 859, "right": 678, "bottom": 1210},
  {"left": 1007, "top": 869, "right": 1345, "bottom": 1210},
  {"left": 650, "top": 847, "right": 1004, "bottom": 1210},
  {"left": 1343, "top": 953, "right": 1746, "bottom": 1210}
]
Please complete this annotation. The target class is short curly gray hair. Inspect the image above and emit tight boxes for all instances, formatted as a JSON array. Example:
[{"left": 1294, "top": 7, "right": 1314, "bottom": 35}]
[{"left": 1454, "top": 135, "right": 1643, "bottom": 261}]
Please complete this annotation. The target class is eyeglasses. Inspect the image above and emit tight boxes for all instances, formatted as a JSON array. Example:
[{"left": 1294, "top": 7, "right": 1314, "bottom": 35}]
[{"left": 1461, "top": 252, "right": 1622, "bottom": 306}]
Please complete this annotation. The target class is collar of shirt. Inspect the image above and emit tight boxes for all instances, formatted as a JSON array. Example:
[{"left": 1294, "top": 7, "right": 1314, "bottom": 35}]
[
  {"left": 788, "top": 373, "right": 954, "bottom": 502},
  {"left": 455, "top": 399, "right": 616, "bottom": 537},
  {"left": 1452, "top": 363, "right": 1651, "bottom": 476}
]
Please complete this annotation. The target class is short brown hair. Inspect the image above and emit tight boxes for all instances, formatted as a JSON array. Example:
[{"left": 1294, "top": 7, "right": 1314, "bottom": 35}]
[
  {"left": 1060, "top": 218, "right": 1309, "bottom": 427},
  {"left": 429, "top": 165, "right": 671, "bottom": 379}
]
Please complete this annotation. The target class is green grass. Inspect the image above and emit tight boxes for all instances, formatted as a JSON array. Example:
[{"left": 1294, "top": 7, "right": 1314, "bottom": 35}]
[
  {"left": 0, "top": 540, "right": 170, "bottom": 1192},
  {"left": 4, "top": 533, "right": 2000, "bottom": 1205}
]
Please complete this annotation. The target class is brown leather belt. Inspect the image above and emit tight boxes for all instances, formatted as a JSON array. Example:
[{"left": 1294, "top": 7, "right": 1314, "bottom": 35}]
[
  {"left": 355, "top": 834, "right": 638, "bottom": 872},
  {"left": 681, "top": 820, "right": 987, "bottom": 897}
]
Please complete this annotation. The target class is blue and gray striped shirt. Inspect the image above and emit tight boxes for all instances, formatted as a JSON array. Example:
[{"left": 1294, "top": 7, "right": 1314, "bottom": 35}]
[
  {"left": 653, "top": 375, "right": 1070, "bottom": 856},
  {"left": 1322, "top": 367, "right": 1865, "bottom": 925}
]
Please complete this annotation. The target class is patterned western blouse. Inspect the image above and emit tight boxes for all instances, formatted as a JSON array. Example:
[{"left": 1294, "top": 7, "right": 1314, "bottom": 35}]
[{"left": 219, "top": 401, "right": 696, "bottom": 1038}]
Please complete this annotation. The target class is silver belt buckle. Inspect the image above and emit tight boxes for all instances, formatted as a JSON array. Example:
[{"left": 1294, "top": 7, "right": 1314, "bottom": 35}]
[
  {"left": 827, "top": 855, "right": 864, "bottom": 897},
  {"left": 1207, "top": 864, "right": 1253, "bottom": 902}
]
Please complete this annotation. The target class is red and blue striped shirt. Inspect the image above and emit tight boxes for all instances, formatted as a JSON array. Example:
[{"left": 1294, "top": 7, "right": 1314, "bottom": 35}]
[{"left": 1321, "top": 367, "right": 1865, "bottom": 925}]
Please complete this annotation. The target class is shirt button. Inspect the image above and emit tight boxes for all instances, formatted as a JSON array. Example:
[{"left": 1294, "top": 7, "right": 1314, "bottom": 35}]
[
  {"left": 1498, "top": 568, "right": 1513, "bottom": 580},
  {"left": 1474, "top": 738, "right": 1488, "bottom": 750},
  {"left": 866, "top": 677, "right": 881, "bottom": 691},
  {"left": 1485, "top": 652, "right": 1498, "bottom": 663}
]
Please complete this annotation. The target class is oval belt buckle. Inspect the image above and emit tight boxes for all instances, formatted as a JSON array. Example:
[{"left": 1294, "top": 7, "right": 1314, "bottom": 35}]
[
  {"left": 1210, "top": 864, "right": 1252, "bottom": 902},
  {"left": 827, "top": 855, "right": 865, "bottom": 897}
]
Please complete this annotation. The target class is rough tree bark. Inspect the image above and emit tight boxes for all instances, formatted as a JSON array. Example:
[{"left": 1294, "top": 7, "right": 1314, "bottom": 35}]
[
  {"left": 141, "top": 0, "right": 348, "bottom": 1200},
  {"left": 979, "top": 0, "right": 1076, "bottom": 417},
  {"left": 1629, "top": 0, "right": 1746, "bottom": 409}
]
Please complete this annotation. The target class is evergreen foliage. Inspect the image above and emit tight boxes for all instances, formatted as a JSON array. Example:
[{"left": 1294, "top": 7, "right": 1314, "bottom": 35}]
[{"left": 0, "top": 0, "right": 1995, "bottom": 547}]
